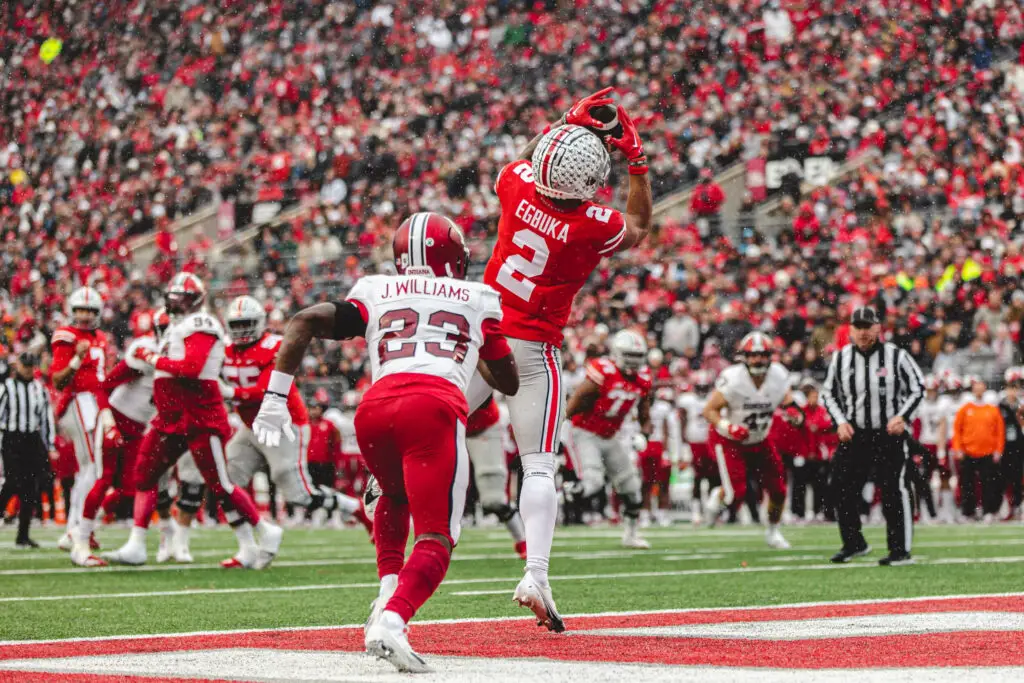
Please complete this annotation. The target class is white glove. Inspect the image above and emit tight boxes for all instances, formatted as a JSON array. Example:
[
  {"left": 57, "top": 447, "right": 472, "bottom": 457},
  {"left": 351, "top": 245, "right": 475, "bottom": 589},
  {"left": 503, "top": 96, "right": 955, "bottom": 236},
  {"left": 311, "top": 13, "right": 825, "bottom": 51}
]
[
  {"left": 218, "top": 381, "right": 236, "bottom": 400},
  {"left": 252, "top": 392, "right": 295, "bottom": 447}
]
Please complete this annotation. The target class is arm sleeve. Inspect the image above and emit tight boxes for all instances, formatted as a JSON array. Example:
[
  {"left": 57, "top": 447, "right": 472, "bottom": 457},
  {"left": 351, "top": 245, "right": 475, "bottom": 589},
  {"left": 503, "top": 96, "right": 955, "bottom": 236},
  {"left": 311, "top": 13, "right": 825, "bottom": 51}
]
[
  {"left": 821, "top": 350, "right": 848, "bottom": 426},
  {"left": 479, "top": 318, "right": 512, "bottom": 361},
  {"left": 101, "top": 360, "right": 142, "bottom": 391},
  {"left": 896, "top": 349, "right": 925, "bottom": 418},
  {"left": 154, "top": 333, "right": 219, "bottom": 379},
  {"left": 333, "top": 300, "right": 368, "bottom": 340}
]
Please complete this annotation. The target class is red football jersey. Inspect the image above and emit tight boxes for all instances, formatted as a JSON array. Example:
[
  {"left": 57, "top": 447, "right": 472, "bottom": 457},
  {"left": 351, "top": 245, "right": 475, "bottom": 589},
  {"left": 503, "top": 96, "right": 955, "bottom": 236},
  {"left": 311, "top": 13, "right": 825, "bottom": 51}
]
[
  {"left": 50, "top": 326, "right": 111, "bottom": 418},
  {"left": 483, "top": 160, "right": 627, "bottom": 345},
  {"left": 571, "top": 358, "right": 652, "bottom": 438},
  {"left": 223, "top": 332, "right": 309, "bottom": 428},
  {"left": 467, "top": 396, "right": 501, "bottom": 437}
]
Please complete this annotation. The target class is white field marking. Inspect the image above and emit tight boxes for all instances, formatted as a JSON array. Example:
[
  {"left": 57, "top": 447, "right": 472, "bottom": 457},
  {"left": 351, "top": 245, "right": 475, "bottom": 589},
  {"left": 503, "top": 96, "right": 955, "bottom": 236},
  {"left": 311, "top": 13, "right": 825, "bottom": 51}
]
[
  {"left": 9, "top": 648, "right": 1023, "bottom": 682},
  {"left": 3, "top": 591, "right": 1024, "bottom": 647},
  {"left": 0, "top": 549, "right": 710, "bottom": 577},
  {"left": 582, "top": 611, "right": 1024, "bottom": 640},
  {"left": 4, "top": 556, "right": 1024, "bottom": 604},
  {"left": 449, "top": 590, "right": 509, "bottom": 596}
]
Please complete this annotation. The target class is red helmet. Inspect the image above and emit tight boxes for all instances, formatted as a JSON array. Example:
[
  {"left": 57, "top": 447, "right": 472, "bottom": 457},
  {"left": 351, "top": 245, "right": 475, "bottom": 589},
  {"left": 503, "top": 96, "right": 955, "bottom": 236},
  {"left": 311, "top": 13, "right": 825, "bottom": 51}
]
[
  {"left": 393, "top": 212, "right": 469, "bottom": 279},
  {"left": 165, "top": 272, "right": 206, "bottom": 316}
]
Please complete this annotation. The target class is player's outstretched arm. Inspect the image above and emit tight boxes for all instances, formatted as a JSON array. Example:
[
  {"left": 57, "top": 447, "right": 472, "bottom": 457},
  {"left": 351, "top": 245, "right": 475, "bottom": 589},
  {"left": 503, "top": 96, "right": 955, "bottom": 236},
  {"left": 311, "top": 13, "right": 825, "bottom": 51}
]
[
  {"left": 275, "top": 302, "right": 367, "bottom": 375},
  {"left": 606, "top": 106, "right": 652, "bottom": 251},
  {"left": 566, "top": 378, "right": 601, "bottom": 420},
  {"left": 703, "top": 390, "right": 729, "bottom": 430}
]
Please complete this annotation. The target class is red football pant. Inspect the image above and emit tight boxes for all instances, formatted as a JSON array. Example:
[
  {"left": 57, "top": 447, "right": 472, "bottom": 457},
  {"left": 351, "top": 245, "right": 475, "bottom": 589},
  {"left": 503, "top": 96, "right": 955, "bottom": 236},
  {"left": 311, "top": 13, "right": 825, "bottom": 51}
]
[
  {"left": 708, "top": 430, "right": 787, "bottom": 522},
  {"left": 82, "top": 409, "right": 146, "bottom": 522},
  {"left": 355, "top": 390, "right": 469, "bottom": 623},
  {"left": 132, "top": 428, "right": 260, "bottom": 528}
]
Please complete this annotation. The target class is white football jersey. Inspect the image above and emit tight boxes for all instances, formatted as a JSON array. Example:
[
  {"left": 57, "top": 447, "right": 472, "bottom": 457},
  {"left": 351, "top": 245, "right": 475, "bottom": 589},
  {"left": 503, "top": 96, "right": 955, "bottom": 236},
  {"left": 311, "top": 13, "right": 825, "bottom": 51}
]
[
  {"left": 155, "top": 311, "right": 227, "bottom": 382},
  {"left": 110, "top": 336, "right": 158, "bottom": 425},
  {"left": 714, "top": 362, "right": 790, "bottom": 445},
  {"left": 916, "top": 396, "right": 946, "bottom": 446},
  {"left": 649, "top": 399, "right": 682, "bottom": 463},
  {"left": 676, "top": 392, "right": 710, "bottom": 444},
  {"left": 347, "top": 274, "right": 502, "bottom": 396},
  {"left": 324, "top": 407, "right": 360, "bottom": 455}
]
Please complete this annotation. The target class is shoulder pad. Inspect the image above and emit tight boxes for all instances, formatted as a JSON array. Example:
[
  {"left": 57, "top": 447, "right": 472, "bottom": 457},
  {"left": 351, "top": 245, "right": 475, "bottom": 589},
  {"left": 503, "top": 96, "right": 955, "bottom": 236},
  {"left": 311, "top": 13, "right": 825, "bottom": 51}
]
[{"left": 51, "top": 329, "right": 77, "bottom": 346}]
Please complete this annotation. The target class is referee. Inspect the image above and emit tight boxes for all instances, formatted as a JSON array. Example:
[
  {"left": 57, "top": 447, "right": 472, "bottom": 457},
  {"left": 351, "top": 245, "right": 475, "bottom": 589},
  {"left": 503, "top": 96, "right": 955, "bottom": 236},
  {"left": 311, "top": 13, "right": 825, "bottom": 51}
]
[
  {"left": 822, "top": 307, "right": 925, "bottom": 566},
  {"left": 0, "top": 353, "right": 56, "bottom": 548}
]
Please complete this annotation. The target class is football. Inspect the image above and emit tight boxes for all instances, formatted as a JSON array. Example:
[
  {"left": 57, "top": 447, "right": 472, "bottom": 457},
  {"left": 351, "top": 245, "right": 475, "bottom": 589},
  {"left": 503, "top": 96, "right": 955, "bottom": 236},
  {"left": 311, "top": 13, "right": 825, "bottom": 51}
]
[{"left": 587, "top": 103, "right": 623, "bottom": 140}]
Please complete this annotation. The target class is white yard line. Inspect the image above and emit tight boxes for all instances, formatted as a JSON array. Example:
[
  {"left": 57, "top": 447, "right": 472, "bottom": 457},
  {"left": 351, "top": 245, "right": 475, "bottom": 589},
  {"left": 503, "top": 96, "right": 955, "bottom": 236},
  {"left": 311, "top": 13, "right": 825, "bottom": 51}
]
[
  {"left": 2, "top": 591, "right": 1023, "bottom": 646},
  {"left": 3, "top": 556, "right": 1024, "bottom": 605}
]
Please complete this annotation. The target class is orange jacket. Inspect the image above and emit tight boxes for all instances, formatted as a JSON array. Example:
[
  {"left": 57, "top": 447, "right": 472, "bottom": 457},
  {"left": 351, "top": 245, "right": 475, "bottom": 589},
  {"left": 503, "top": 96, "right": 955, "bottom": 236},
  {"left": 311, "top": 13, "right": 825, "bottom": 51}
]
[{"left": 952, "top": 402, "right": 1005, "bottom": 457}]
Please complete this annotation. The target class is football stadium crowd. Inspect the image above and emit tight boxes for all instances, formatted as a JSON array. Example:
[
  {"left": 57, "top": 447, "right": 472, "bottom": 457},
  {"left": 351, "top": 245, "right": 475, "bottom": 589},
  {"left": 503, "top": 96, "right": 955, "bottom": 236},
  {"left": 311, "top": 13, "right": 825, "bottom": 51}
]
[{"left": 1, "top": 1, "right": 1024, "bottom": 515}]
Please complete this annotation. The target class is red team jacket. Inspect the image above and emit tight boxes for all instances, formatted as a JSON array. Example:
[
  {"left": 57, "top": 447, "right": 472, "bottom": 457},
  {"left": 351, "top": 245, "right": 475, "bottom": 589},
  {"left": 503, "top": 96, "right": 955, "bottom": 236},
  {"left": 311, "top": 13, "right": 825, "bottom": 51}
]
[
  {"left": 483, "top": 159, "right": 627, "bottom": 345},
  {"left": 50, "top": 326, "right": 111, "bottom": 418},
  {"left": 571, "top": 358, "right": 652, "bottom": 439},
  {"left": 223, "top": 332, "right": 309, "bottom": 428},
  {"left": 307, "top": 416, "right": 342, "bottom": 466}
]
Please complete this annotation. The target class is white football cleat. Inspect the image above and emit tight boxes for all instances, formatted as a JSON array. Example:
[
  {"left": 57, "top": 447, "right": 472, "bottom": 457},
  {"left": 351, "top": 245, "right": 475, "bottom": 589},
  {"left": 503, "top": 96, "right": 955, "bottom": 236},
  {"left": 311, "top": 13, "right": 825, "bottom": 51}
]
[
  {"left": 365, "top": 576, "right": 398, "bottom": 636},
  {"left": 365, "top": 611, "right": 432, "bottom": 673},
  {"left": 765, "top": 525, "right": 791, "bottom": 549},
  {"left": 513, "top": 570, "right": 565, "bottom": 633},
  {"left": 704, "top": 488, "right": 725, "bottom": 527},
  {"left": 253, "top": 521, "right": 283, "bottom": 569},
  {"left": 220, "top": 547, "right": 258, "bottom": 569},
  {"left": 622, "top": 521, "right": 651, "bottom": 549},
  {"left": 57, "top": 532, "right": 74, "bottom": 552},
  {"left": 103, "top": 541, "right": 147, "bottom": 566},
  {"left": 70, "top": 544, "right": 107, "bottom": 568},
  {"left": 171, "top": 537, "right": 194, "bottom": 563},
  {"left": 155, "top": 531, "right": 172, "bottom": 563}
]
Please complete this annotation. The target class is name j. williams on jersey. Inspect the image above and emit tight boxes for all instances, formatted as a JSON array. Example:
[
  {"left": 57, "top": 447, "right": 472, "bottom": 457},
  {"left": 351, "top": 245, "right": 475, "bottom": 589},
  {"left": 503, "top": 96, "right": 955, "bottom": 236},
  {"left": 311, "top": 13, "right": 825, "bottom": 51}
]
[
  {"left": 515, "top": 199, "right": 569, "bottom": 243},
  {"left": 381, "top": 279, "right": 471, "bottom": 302}
]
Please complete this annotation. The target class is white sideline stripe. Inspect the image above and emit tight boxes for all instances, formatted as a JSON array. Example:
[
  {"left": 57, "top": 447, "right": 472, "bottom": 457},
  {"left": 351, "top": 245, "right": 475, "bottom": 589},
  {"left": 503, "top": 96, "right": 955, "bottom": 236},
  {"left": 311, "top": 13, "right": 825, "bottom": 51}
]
[
  {"left": 0, "top": 550, "right": 722, "bottom": 576},
  {"left": 4, "top": 557, "right": 1024, "bottom": 604},
  {"left": 449, "top": 590, "right": 509, "bottom": 596},
  {"left": 2, "top": 591, "right": 1023, "bottom": 647}
]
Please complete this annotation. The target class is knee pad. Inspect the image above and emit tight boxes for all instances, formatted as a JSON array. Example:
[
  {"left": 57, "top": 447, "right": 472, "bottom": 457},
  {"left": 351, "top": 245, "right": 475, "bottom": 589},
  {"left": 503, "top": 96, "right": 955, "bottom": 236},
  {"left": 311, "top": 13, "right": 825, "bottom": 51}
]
[
  {"left": 156, "top": 487, "right": 174, "bottom": 514},
  {"left": 475, "top": 473, "right": 509, "bottom": 511},
  {"left": 177, "top": 483, "right": 205, "bottom": 514},
  {"left": 481, "top": 502, "right": 517, "bottom": 523},
  {"left": 611, "top": 468, "right": 642, "bottom": 500},
  {"left": 520, "top": 452, "right": 556, "bottom": 478},
  {"left": 620, "top": 490, "right": 643, "bottom": 518}
]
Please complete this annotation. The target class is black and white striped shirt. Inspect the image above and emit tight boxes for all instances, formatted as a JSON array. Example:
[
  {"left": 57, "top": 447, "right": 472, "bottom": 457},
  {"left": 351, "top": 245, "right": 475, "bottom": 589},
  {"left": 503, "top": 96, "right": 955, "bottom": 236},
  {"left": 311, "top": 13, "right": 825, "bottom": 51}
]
[
  {"left": 822, "top": 342, "right": 925, "bottom": 430},
  {"left": 0, "top": 376, "right": 56, "bottom": 450}
]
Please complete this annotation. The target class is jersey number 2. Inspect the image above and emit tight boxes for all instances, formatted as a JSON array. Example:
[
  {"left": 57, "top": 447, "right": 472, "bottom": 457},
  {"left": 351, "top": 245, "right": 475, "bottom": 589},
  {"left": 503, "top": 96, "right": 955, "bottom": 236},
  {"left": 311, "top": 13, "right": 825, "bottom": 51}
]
[
  {"left": 496, "top": 229, "right": 549, "bottom": 302},
  {"left": 378, "top": 309, "right": 470, "bottom": 364}
]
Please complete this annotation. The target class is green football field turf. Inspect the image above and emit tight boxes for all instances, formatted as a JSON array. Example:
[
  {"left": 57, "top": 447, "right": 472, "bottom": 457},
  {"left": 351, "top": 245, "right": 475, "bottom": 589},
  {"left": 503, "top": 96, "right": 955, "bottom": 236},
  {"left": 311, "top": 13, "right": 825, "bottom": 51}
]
[{"left": 2, "top": 522, "right": 1022, "bottom": 642}]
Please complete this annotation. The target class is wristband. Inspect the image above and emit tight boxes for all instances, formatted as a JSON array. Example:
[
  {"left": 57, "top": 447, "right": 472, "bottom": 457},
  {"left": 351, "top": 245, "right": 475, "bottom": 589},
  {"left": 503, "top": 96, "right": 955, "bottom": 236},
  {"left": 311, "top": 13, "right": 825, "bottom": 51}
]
[
  {"left": 267, "top": 370, "right": 293, "bottom": 397},
  {"left": 628, "top": 155, "right": 649, "bottom": 175},
  {"left": 717, "top": 419, "right": 730, "bottom": 433},
  {"left": 69, "top": 356, "right": 82, "bottom": 370}
]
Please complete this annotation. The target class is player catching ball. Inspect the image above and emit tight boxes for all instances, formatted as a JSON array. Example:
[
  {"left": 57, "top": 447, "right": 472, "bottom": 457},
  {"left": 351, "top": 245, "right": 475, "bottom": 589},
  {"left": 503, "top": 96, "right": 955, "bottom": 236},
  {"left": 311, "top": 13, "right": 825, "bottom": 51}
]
[{"left": 466, "top": 87, "right": 653, "bottom": 632}]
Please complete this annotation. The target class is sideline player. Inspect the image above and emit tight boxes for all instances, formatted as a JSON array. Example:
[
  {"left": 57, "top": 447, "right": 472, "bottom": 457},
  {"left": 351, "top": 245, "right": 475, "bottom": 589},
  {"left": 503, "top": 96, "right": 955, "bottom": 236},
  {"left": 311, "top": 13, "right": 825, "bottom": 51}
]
[
  {"left": 324, "top": 391, "right": 367, "bottom": 499},
  {"left": 641, "top": 386, "right": 682, "bottom": 526},
  {"left": 467, "top": 395, "right": 527, "bottom": 558},
  {"left": 565, "top": 330, "right": 653, "bottom": 549},
  {"left": 251, "top": 212, "right": 519, "bottom": 671},
  {"left": 71, "top": 309, "right": 170, "bottom": 566},
  {"left": 677, "top": 370, "right": 716, "bottom": 524},
  {"left": 51, "top": 287, "right": 110, "bottom": 551},
  {"left": 466, "top": 88, "right": 653, "bottom": 626},
  {"left": 702, "top": 332, "right": 795, "bottom": 549},
  {"left": 105, "top": 273, "right": 280, "bottom": 568}
]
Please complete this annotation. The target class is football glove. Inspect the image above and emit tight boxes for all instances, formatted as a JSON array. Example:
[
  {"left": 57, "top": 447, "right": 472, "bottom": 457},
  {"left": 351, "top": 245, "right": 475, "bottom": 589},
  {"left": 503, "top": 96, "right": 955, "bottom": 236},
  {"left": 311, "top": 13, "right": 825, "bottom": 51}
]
[
  {"left": 564, "top": 87, "right": 616, "bottom": 129},
  {"left": 253, "top": 391, "right": 295, "bottom": 447},
  {"left": 605, "top": 106, "right": 648, "bottom": 174},
  {"left": 719, "top": 420, "right": 749, "bottom": 442},
  {"left": 132, "top": 345, "right": 158, "bottom": 366}
]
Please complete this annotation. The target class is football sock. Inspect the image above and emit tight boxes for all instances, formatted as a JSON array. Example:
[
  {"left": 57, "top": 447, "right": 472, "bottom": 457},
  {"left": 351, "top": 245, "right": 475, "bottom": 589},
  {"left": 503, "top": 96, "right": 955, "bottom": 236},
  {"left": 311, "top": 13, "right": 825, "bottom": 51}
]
[
  {"left": 234, "top": 523, "right": 258, "bottom": 553},
  {"left": 77, "top": 517, "right": 95, "bottom": 544},
  {"left": 127, "top": 525, "right": 147, "bottom": 547},
  {"left": 227, "top": 487, "right": 261, "bottom": 526},
  {"left": 385, "top": 538, "right": 450, "bottom": 624},
  {"left": 506, "top": 511, "right": 526, "bottom": 544},
  {"left": 132, "top": 489, "right": 158, "bottom": 530},
  {"left": 375, "top": 496, "right": 409, "bottom": 578},
  {"left": 519, "top": 453, "right": 557, "bottom": 586}
]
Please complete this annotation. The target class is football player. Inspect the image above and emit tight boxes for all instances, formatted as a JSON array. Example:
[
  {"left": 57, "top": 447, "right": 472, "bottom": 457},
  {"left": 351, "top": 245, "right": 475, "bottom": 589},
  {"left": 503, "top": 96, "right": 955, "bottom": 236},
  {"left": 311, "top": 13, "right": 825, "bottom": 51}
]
[
  {"left": 641, "top": 386, "right": 682, "bottom": 527},
  {"left": 211, "top": 295, "right": 364, "bottom": 530},
  {"left": 465, "top": 88, "right": 653, "bottom": 627},
  {"left": 105, "top": 273, "right": 280, "bottom": 568},
  {"left": 702, "top": 331, "right": 795, "bottom": 549},
  {"left": 51, "top": 287, "right": 111, "bottom": 552},
  {"left": 467, "top": 395, "right": 527, "bottom": 558},
  {"left": 914, "top": 376, "right": 947, "bottom": 521},
  {"left": 677, "top": 370, "right": 716, "bottom": 525},
  {"left": 324, "top": 390, "right": 367, "bottom": 500},
  {"left": 251, "top": 212, "right": 520, "bottom": 671},
  {"left": 71, "top": 309, "right": 170, "bottom": 567},
  {"left": 565, "top": 330, "right": 653, "bottom": 549}
]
